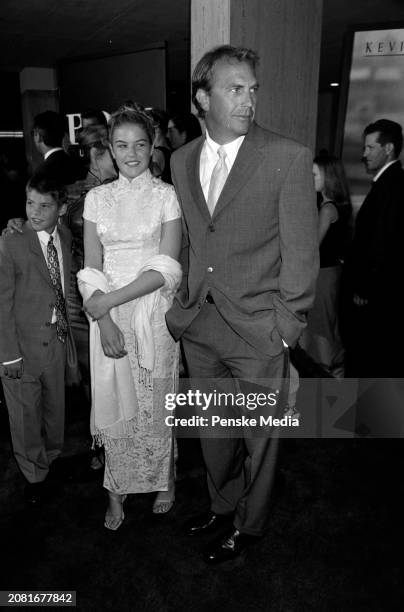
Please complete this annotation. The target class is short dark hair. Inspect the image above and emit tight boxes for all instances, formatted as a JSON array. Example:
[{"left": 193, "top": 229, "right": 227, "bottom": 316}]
[
  {"left": 26, "top": 173, "right": 67, "bottom": 207},
  {"left": 364, "top": 119, "right": 403, "bottom": 157},
  {"left": 32, "top": 111, "right": 66, "bottom": 148},
  {"left": 109, "top": 103, "right": 155, "bottom": 143},
  {"left": 192, "top": 45, "right": 259, "bottom": 117},
  {"left": 169, "top": 112, "right": 202, "bottom": 143},
  {"left": 81, "top": 108, "right": 108, "bottom": 127}
]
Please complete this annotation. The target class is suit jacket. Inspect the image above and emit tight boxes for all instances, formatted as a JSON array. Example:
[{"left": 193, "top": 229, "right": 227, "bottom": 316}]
[
  {"left": 166, "top": 122, "right": 319, "bottom": 354},
  {"left": 0, "top": 222, "right": 74, "bottom": 376},
  {"left": 347, "top": 160, "right": 404, "bottom": 303},
  {"left": 35, "top": 150, "right": 86, "bottom": 185}
]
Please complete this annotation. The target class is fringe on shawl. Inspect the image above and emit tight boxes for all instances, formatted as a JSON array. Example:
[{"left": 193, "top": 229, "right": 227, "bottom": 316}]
[
  {"left": 91, "top": 417, "right": 138, "bottom": 450},
  {"left": 91, "top": 369, "right": 179, "bottom": 450},
  {"left": 133, "top": 334, "right": 153, "bottom": 389}
]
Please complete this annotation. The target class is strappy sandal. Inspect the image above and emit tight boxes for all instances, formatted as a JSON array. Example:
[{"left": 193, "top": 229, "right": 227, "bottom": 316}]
[
  {"left": 104, "top": 493, "right": 127, "bottom": 530},
  {"left": 152, "top": 481, "right": 175, "bottom": 514}
]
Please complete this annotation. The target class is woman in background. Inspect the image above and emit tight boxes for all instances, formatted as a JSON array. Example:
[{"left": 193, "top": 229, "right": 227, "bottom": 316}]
[
  {"left": 300, "top": 154, "right": 351, "bottom": 378},
  {"left": 147, "top": 108, "right": 172, "bottom": 183},
  {"left": 65, "top": 125, "right": 117, "bottom": 397}
]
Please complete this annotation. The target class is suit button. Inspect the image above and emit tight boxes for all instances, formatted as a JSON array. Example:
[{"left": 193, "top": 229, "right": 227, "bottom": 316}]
[
  {"left": 207, "top": 266, "right": 213, "bottom": 273},
  {"left": 209, "top": 224, "right": 215, "bottom": 232},
  {"left": 43, "top": 342, "right": 48, "bottom": 347}
]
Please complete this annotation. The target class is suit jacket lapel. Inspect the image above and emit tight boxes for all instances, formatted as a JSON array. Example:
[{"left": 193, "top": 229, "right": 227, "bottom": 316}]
[
  {"left": 205, "top": 124, "right": 264, "bottom": 221},
  {"left": 213, "top": 133, "right": 263, "bottom": 219},
  {"left": 187, "top": 126, "right": 265, "bottom": 221},
  {"left": 186, "top": 137, "right": 212, "bottom": 222},
  {"left": 26, "top": 224, "right": 71, "bottom": 296},
  {"left": 58, "top": 225, "right": 72, "bottom": 298},
  {"left": 26, "top": 226, "right": 53, "bottom": 288}
]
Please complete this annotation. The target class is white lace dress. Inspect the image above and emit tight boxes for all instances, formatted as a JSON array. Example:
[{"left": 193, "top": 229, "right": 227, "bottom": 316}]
[{"left": 83, "top": 170, "right": 181, "bottom": 494}]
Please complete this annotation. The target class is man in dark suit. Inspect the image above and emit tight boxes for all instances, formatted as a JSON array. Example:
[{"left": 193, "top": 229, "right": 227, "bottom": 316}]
[
  {"left": 166, "top": 45, "right": 318, "bottom": 563},
  {"left": 344, "top": 119, "right": 404, "bottom": 378},
  {"left": 32, "top": 110, "right": 86, "bottom": 185}
]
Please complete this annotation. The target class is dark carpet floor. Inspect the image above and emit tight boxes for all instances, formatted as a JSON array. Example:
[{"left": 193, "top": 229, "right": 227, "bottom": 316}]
[{"left": 0, "top": 382, "right": 403, "bottom": 611}]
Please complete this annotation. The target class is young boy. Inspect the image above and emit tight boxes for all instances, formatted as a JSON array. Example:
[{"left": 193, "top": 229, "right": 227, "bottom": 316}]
[{"left": 0, "top": 174, "right": 73, "bottom": 504}]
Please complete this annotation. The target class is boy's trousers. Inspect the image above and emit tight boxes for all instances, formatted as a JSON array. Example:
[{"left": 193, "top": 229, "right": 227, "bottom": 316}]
[{"left": 1, "top": 325, "right": 66, "bottom": 483}]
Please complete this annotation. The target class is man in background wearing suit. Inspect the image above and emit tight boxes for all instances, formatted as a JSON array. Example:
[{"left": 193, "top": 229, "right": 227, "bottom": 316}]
[
  {"left": 167, "top": 45, "right": 318, "bottom": 563},
  {"left": 32, "top": 110, "right": 86, "bottom": 185},
  {"left": 344, "top": 119, "right": 404, "bottom": 378}
]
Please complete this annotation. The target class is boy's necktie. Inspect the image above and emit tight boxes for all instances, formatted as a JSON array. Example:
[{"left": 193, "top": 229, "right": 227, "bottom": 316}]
[
  {"left": 207, "top": 146, "right": 228, "bottom": 216},
  {"left": 47, "top": 235, "right": 68, "bottom": 342}
]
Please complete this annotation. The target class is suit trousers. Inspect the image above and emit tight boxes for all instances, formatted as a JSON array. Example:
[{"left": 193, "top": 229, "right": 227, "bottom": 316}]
[
  {"left": 2, "top": 326, "right": 66, "bottom": 483},
  {"left": 181, "top": 302, "right": 287, "bottom": 536}
]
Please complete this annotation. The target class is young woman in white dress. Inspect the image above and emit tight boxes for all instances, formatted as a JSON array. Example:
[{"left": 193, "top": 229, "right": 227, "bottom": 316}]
[{"left": 80, "top": 106, "right": 182, "bottom": 530}]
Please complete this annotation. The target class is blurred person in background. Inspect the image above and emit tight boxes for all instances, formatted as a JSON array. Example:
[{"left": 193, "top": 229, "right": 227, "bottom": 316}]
[
  {"left": 65, "top": 125, "right": 117, "bottom": 394},
  {"left": 167, "top": 112, "right": 202, "bottom": 150},
  {"left": 147, "top": 108, "right": 172, "bottom": 183},
  {"left": 81, "top": 109, "right": 108, "bottom": 129},
  {"left": 343, "top": 118, "right": 404, "bottom": 377},
  {"left": 300, "top": 154, "right": 351, "bottom": 378},
  {"left": 32, "top": 110, "right": 86, "bottom": 185}
]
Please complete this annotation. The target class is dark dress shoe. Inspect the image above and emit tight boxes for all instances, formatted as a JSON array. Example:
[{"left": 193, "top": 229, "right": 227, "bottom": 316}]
[
  {"left": 203, "top": 529, "right": 260, "bottom": 564},
  {"left": 24, "top": 482, "right": 46, "bottom": 505},
  {"left": 184, "top": 511, "right": 234, "bottom": 537}
]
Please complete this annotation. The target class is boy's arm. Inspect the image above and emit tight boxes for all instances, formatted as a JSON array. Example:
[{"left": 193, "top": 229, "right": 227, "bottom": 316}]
[{"left": 0, "top": 237, "right": 22, "bottom": 369}]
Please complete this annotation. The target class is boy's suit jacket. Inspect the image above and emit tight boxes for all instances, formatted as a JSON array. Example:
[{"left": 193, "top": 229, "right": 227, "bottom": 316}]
[
  {"left": 166, "top": 122, "right": 319, "bottom": 355},
  {"left": 0, "top": 222, "right": 74, "bottom": 376}
]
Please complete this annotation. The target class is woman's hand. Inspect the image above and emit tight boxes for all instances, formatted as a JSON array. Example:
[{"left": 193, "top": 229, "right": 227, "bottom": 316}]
[
  {"left": 2, "top": 217, "right": 24, "bottom": 236},
  {"left": 98, "top": 315, "right": 127, "bottom": 359},
  {"left": 85, "top": 291, "right": 113, "bottom": 320}
]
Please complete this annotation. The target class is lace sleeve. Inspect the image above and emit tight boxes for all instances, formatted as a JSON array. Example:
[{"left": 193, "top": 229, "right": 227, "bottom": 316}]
[
  {"left": 83, "top": 189, "right": 98, "bottom": 223},
  {"left": 162, "top": 187, "right": 181, "bottom": 223}
]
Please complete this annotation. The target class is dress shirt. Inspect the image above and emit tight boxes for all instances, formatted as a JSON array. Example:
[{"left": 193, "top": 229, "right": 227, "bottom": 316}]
[
  {"left": 200, "top": 131, "right": 245, "bottom": 201},
  {"left": 373, "top": 159, "right": 399, "bottom": 182}
]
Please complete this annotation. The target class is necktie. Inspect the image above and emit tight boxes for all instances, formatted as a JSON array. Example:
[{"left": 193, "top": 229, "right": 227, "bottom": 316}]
[
  {"left": 207, "top": 146, "right": 228, "bottom": 216},
  {"left": 47, "top": 235, "right": 68, "bottom": 343}
]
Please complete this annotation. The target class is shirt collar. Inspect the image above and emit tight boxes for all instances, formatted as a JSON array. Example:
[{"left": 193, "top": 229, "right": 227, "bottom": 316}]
[
  {"left": 373, "top": 159, "right": 399, "bottom": 182},
  {"left": 44, "top": 147, "right": 63, "bottom": 160},
  {"left": 37, "top": 227, "right": 58, "bottom": 244},
  {"left": 205, "top": 130, "right": 245, "bottom": 167}
]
